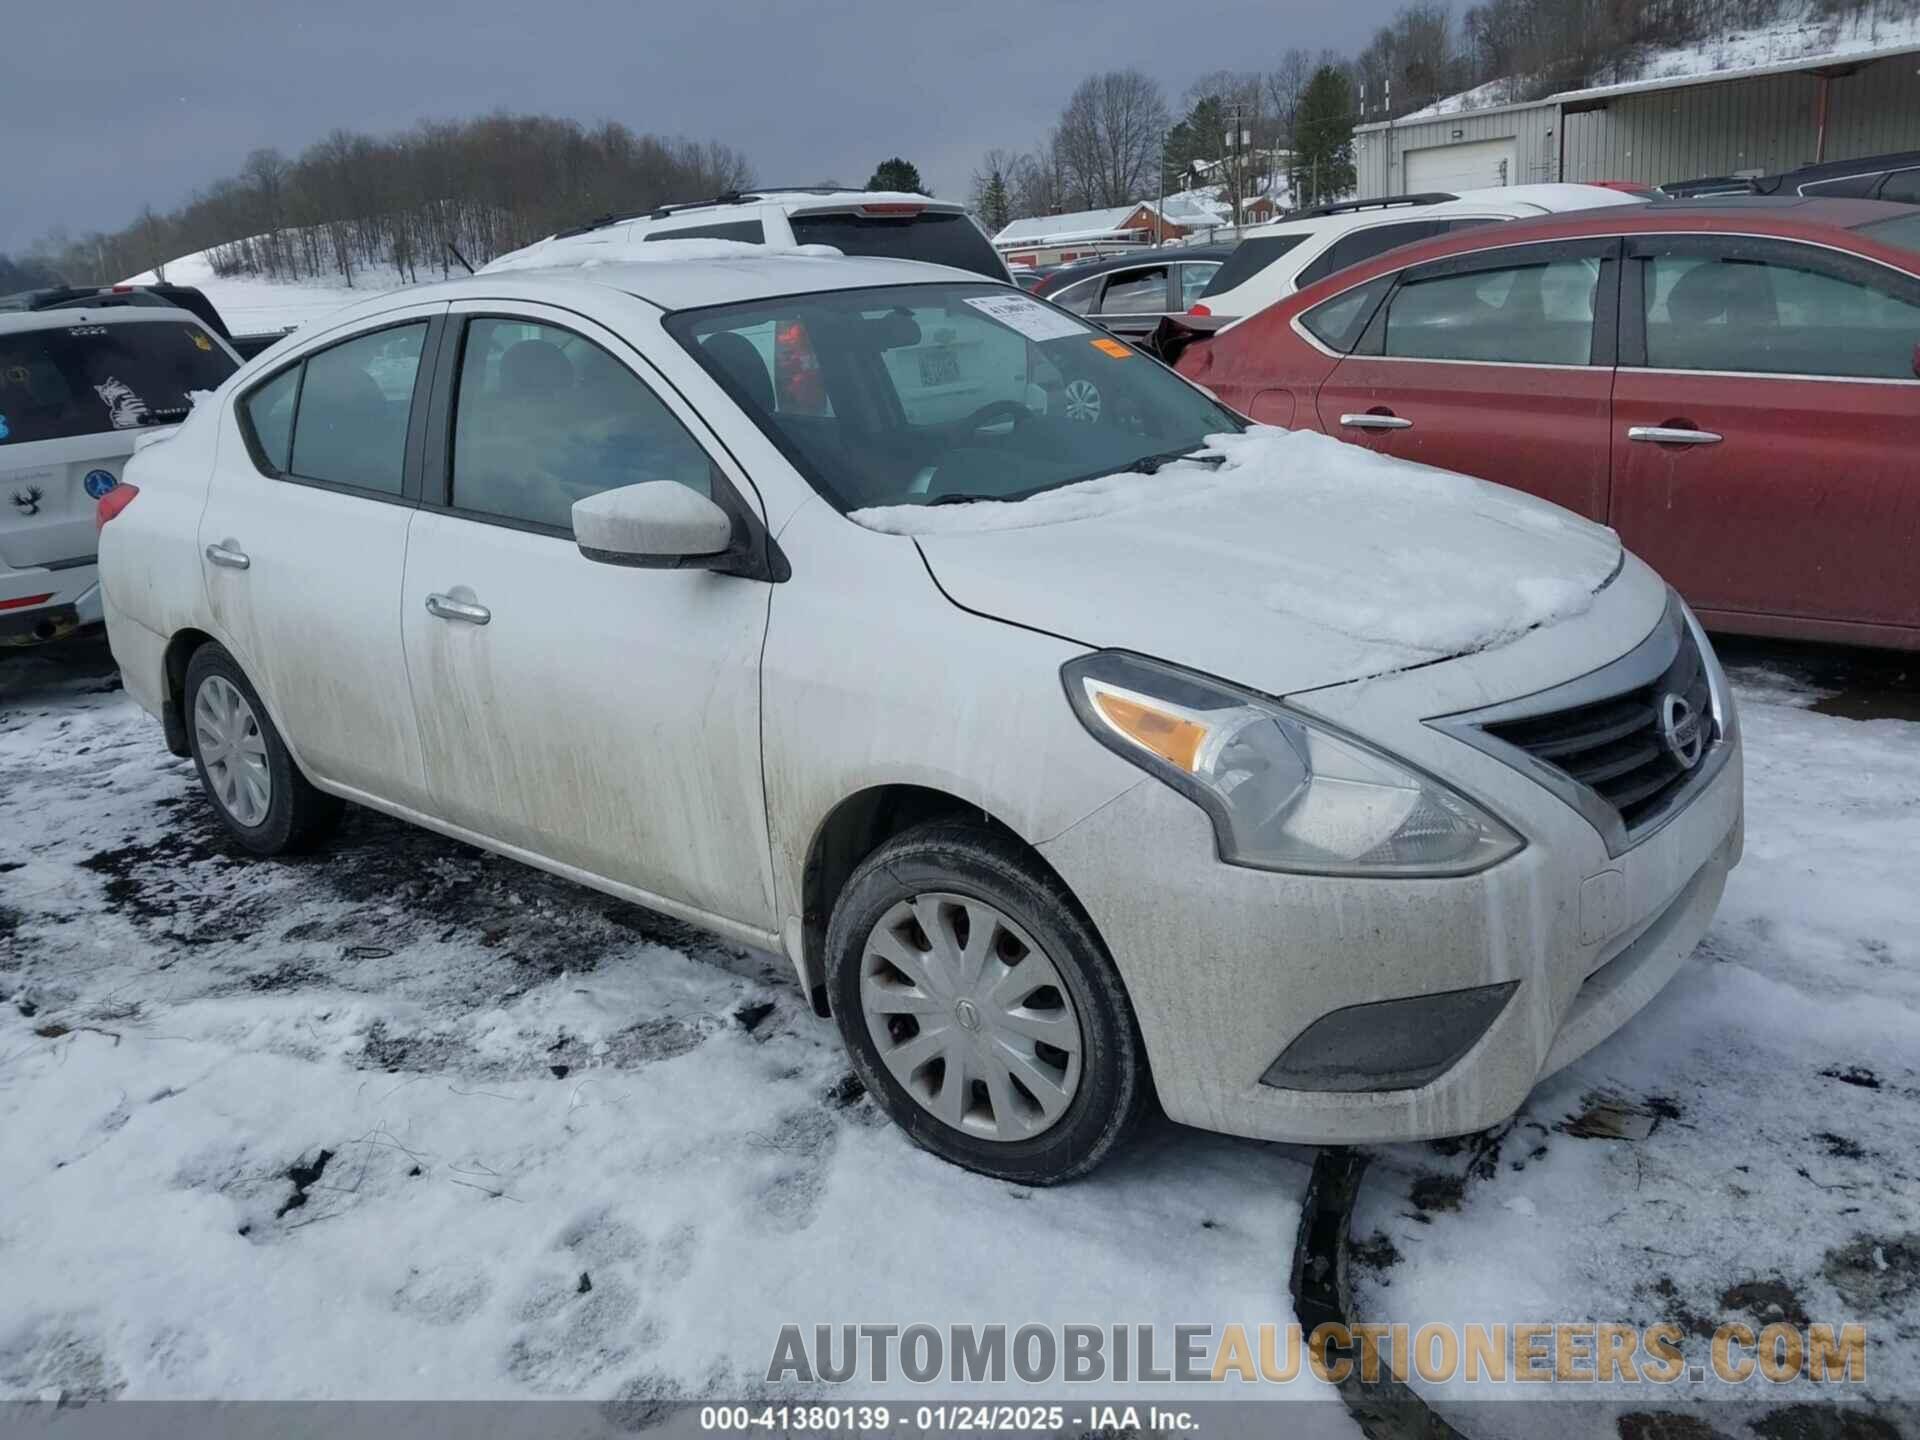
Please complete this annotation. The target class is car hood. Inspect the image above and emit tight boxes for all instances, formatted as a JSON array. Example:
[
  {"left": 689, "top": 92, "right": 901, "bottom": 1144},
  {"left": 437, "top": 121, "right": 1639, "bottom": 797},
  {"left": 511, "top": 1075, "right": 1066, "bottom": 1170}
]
[{"left": 856, "top": 427, "right": 1624, "bottom": 697}]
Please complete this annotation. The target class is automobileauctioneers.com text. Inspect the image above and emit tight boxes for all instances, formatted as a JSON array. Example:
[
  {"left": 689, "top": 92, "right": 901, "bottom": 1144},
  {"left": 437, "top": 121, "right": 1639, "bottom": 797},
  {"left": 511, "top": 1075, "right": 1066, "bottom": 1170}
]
[{"left": 766, "top": 1321, "right": 1868, "bottom": 1387}]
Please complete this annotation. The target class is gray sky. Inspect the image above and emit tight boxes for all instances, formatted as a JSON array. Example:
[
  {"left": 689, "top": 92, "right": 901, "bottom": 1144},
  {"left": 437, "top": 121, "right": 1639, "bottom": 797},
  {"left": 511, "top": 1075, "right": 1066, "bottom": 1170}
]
[{"left": 5, "top": 0, "right": 1398, "bottom": 256}]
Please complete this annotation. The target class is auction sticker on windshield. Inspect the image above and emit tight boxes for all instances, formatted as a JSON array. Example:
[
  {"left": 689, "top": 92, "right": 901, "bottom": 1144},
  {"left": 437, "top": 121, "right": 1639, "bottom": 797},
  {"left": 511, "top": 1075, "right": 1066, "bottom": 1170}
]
[{"left": 963, "top": 293, "right": 1089, "bottom": 342}]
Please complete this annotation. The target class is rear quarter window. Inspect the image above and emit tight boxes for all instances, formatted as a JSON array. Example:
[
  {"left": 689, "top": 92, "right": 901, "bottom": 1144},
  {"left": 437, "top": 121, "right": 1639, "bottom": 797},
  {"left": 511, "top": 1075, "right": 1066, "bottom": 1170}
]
[
  {"left": 787, "top": 211, "right": 1005, "bottom": 280},
  {"left": 0, "top": 321, "right": 236, "bottom": 446},
  {"left": 1201, "top": 234, "right": 1307, "bottom": 298},
  {"left": 645, "top": 220, "right": 766, "bottom": 243}
]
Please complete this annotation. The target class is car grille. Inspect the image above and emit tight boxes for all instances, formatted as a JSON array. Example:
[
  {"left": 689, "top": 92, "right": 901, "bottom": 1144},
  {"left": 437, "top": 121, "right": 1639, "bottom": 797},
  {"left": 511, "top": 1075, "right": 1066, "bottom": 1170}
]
[{"left": 1480, "top": 622, "right": 1712, "bottom": 834}]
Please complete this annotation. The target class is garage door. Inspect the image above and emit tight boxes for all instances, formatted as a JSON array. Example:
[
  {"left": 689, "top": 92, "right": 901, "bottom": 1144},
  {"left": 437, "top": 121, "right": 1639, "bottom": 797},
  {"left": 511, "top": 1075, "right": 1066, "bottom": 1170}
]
[{"left": 1406, "top": 138, "right": 1518, "bottom": 193}]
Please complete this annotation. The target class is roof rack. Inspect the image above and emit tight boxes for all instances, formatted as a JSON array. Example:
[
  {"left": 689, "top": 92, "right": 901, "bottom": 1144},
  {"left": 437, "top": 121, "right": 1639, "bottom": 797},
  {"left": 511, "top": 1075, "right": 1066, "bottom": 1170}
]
[
  {"left": 551, "top": 187, "right": 859, "bottom": 240},
  {"left": 1282, "top": 192, "right": 1458, "bottom": 221}
]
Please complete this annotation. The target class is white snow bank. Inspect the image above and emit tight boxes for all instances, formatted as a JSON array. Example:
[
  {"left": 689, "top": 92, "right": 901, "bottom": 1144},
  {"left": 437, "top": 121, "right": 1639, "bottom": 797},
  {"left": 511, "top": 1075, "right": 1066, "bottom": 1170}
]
[
  {"left": 122, "top": 245, "right": 424, "bottom": 336},
  {"left": 856, "top": 425, "right": 1621, "bottom": 663}
]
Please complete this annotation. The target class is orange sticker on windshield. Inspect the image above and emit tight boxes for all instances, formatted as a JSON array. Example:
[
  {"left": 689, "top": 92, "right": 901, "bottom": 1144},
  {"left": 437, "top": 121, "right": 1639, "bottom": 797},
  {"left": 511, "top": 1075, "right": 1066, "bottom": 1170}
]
[{"left": 1091, "top": 338, "right": 1132, "bottom": 359}]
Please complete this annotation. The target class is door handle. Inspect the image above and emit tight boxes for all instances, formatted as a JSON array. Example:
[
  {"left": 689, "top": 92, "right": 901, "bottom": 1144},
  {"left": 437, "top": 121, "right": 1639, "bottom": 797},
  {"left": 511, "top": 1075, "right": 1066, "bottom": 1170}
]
[
  {"left": 1627, "top": 425, "right": 1722, "bottom": 445},
  {"left": 425, "top": 593, "right": 491, "bottom": 625},
  {"left": 1340, "top": 413, "right": 1413, "bottom": 430},
  {"left": 204, "top": 543, "right": 250, "bottom": 570}
]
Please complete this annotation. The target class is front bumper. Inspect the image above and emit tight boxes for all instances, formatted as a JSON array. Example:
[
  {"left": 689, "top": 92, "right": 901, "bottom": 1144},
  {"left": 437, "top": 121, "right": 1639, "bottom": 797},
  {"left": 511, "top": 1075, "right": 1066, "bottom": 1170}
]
[{"left": 1038, "top": 715, "right": 1743, "bottom": 1147}]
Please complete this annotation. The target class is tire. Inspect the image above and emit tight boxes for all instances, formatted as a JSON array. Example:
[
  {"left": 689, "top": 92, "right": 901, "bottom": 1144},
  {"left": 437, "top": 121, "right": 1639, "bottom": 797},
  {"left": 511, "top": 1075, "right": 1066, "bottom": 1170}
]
[
  {"left": 183, "top": 643, "right": 342, "bottom": 856},
  {"left": 826, "top": 820, "right": 1148, "bottom": 1184}
]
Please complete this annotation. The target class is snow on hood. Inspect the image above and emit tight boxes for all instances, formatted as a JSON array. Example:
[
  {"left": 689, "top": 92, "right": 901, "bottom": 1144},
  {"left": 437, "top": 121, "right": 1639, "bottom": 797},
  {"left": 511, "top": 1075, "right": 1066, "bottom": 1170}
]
[{"left": 861, "top": 426, "right": 1624, "bottom": 693}]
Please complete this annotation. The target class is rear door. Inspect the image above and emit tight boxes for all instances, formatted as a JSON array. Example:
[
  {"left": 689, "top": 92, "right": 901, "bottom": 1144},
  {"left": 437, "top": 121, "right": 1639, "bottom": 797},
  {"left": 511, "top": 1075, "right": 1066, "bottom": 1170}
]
[
  {"left": 2, "top": 316, "right": 237, "bottom": 571},
  {"left": 201, "top": 305, "right": 445, "bottom": 810},
  {"left": 1313, "top": 237, "right": 1620, "bottom": 520},
  {"left": 1610, "top": 234, "right": 1920, "bottom": 636}
]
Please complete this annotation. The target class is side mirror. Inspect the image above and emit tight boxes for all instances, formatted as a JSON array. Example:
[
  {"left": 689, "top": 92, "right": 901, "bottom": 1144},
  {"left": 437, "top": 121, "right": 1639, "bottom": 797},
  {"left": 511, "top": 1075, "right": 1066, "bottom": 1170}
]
[{"left": 573, "top": 482, "right": 737, "bottom": 569}]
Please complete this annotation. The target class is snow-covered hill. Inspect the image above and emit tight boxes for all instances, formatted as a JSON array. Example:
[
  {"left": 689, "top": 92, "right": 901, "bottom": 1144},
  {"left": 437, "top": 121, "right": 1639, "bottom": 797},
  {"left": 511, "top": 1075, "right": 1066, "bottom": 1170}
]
[
  {"left": 122, "top": 247, "right": 429, "bottom": 338},
  {"left": 1405, "top": 0, "right": 1920, "bottom": 119}
]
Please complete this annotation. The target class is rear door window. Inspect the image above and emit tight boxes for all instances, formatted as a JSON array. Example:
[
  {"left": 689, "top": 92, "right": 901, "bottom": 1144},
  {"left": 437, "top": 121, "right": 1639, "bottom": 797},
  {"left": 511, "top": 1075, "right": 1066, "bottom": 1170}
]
[
  {"left": 286, "top": 323, "right": 427, "bottom": 494},
  {"left": 787, "top": 211, "right": 1004, "bottom": 280},
  {"left": 1299, "top": 275, "right": 1394, "bottom": 352},
  {"left": 1876, "top": 168, "right": 1920, "bottom": 204},
  {"left": 1098, "top": 266, "right": 1171, "bottom": 314},
  {"left": 0, "top": 321, "right": 235, "bottom": 446},
  {"left": 1382, "top": 255, "right": 1600, "bottom": 365}
]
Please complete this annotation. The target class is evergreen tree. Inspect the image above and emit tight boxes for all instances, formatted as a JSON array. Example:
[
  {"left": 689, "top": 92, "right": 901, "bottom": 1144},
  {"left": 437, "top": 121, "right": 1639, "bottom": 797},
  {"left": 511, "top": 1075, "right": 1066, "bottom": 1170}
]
[
  {"left": 866, "top": 157, "right": 929, "bottom": 195},
  {"left": 979, "top": 170, "right": 1011, "bottom": 232},
  {"left": 1293, "top": 66, "right": 1357, "bottom": 206}
]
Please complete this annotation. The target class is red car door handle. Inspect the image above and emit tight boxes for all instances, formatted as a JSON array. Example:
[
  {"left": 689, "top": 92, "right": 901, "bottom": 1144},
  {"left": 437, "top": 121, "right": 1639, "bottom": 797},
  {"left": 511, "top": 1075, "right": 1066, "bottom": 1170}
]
[
  {"left": 1339, "top": 413, "right": 1413, "bottom": 430},
  {"left": 1628, "top": 425, "right": 1722, "bottom": 445}
]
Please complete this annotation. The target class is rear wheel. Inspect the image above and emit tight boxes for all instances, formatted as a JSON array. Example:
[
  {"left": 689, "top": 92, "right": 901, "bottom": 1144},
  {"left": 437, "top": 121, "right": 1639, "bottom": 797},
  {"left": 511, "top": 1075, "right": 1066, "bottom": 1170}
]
[
  {"left": 184, "top": 643, "right": 342, "bottom": 856},
  {"left": 826, "top": 821, "right": 1147, "bottom": 1183}
]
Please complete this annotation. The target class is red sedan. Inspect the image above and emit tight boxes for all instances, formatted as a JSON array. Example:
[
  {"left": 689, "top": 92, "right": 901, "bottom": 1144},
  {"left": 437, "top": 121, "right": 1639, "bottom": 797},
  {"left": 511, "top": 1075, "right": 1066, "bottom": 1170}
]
[{"left": 1175, "top": 197, "right": 1920, "bottom": 650}]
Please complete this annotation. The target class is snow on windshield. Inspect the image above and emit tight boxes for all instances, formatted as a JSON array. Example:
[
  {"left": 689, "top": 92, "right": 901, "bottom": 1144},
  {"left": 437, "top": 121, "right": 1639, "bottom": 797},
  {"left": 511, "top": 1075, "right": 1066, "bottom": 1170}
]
[{"left": 853, "top": 425, "right": 1623, "bottom": 663}]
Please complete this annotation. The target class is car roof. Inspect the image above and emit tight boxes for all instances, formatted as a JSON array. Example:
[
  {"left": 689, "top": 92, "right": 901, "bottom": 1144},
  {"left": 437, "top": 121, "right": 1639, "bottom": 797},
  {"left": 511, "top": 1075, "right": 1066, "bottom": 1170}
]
[
  {"left": 1243, "top": 186, "right": 1638, "bottom": 240},
  {"left": 1035, "top": 244, "right": 1238, "bottom": 287},
  {"left": 0, "top": 303, "right": 210, "bottom": 338},
  {"left": 1768, "top": 149, "right": 1920, "bottom": 186},
  {"left": 308, "top": 250, "right": 995, "bottom": 328},
  {"left": 1265, "top": 195, "right": 1917, "bottom": 316}
]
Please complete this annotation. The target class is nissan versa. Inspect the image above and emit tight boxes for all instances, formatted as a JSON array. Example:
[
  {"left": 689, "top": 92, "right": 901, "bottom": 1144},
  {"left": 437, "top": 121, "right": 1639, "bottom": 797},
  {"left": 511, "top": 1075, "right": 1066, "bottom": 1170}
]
[{"left": 98, "top": 252, "right": 1743, "bottom": 1184}]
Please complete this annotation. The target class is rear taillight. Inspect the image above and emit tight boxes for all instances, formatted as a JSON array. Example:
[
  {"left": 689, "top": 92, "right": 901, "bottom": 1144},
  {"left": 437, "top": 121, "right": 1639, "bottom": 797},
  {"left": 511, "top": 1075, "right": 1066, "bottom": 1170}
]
[
  {"left": 96, "top": 482, "right": 140, "bottom": 530},
  {"left": 1188, "top": 303, "right": 1212, "bottom": 317},
  {"left": 0, "top": 593, "right": 55, "bottom": 611}
]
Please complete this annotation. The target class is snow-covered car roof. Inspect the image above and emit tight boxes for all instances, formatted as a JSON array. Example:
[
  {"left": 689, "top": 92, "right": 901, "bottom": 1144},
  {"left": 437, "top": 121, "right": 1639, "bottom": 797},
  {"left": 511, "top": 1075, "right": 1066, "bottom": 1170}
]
[{"left": 312, "top": 244, "right": 992, "bottom": 325}]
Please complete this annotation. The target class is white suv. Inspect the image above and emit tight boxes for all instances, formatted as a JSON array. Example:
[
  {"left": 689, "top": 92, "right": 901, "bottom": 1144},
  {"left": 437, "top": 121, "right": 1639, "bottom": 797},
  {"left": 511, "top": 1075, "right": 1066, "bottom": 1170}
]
[
  {"left": 485, "top": 188, "right": 1011, "bottom": 282},
  {"left": 2, "top": 305, "right": 239, "bottom": 646},
  {"left": 1192, "top": 183, "right": 1646, "bottom": 325},
  {"left": 99, "top": 255, "right": 1740, "bottom": 1184}
]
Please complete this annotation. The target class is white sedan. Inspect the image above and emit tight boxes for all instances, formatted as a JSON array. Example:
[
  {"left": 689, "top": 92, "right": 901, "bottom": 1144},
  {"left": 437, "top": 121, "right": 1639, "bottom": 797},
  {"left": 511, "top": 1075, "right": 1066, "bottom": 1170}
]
[{"left": 98, "top": 253, "right": 1742, "bottom": 1184}]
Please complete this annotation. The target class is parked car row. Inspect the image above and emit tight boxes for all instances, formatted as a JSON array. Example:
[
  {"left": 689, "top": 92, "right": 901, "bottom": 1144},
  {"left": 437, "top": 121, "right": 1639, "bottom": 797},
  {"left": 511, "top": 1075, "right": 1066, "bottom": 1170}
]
[{"left": 1173, "top": 196, "right": 1920, "bottom": 650}]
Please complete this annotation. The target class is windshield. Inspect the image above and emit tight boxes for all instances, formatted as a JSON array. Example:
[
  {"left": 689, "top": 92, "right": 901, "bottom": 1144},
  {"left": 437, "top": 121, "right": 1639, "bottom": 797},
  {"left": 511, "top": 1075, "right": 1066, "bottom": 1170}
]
[
  {"left": 786, "top": 212, "right": 1007, "bottom": 281},
  {"left": 0, "top": 319, "right": 236, "bottom": 445},
  {"left": 668, "top": 282, "right": 1240, "bottom": 514},
  {"left": 1857, "top": 211, "right": 1920, "bottom": 258}
]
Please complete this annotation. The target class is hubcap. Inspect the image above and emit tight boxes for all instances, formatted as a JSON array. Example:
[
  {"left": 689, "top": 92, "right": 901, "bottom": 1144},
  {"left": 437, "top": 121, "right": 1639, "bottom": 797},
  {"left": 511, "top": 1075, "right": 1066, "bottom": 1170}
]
[
  {"left": 858, "top": 893, "right": 1084, "bottom": 1142},
  {"left": 1063, "top": 379, "right": 1102, "bottom": 423},
  {"left": 193, "top": 675, "right": 272, "bottom": 827}
]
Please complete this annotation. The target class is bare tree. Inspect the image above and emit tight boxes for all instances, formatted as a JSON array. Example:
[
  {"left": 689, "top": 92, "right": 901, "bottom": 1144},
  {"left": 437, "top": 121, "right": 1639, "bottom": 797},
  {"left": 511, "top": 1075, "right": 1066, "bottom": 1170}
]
[{"left": 1053, "top": 70, "right": 1171, "bottom": 209}]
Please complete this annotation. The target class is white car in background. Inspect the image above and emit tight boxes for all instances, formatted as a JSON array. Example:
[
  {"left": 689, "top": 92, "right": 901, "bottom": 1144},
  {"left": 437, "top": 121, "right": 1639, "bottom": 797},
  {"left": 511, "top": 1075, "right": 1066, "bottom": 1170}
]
[
  {"left": 99, "top": 253, "right": 1740, "bottom": 1184},
  {"left": 485, "top": 187, "right": 1012, "bottom": 282},
  {"left": 1, "top": 305, "right": 239, "bottom": 646},
  {"left": 1190, "top": 183, "right": 1648, "bottom": 325}
]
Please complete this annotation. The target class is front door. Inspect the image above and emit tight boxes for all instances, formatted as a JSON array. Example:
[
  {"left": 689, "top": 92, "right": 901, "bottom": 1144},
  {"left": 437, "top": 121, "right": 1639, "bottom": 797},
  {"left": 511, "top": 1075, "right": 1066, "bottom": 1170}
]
[
  {"left": 199, "top": 305, "right": 445, "bottom": 810},
  {"left": 399, "top": 301, "right": 777, "bottom": 928},
  {"left": 1314, "top": 238, "right": 1619, "bottom": 522},
  {"left": 1610, "top": 235, "right": 1920, "bottom": 635}
]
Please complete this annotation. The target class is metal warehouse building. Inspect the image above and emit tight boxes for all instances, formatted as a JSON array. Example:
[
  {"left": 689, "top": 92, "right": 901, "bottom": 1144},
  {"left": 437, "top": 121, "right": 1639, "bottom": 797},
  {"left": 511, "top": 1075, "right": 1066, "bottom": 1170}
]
[{"left": 1354, "top": 42, "right": 1920, "bottom": 195}]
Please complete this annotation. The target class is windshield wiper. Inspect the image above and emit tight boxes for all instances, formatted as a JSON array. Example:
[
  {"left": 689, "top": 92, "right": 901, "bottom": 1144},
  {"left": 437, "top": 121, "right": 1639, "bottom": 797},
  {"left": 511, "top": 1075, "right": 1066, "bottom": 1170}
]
[
  {"left": 926, "top": 493, "right": 987, "bottom": 506},
  {"left": 1117, "top": 446, "right": 1226, "bottom": 476}
]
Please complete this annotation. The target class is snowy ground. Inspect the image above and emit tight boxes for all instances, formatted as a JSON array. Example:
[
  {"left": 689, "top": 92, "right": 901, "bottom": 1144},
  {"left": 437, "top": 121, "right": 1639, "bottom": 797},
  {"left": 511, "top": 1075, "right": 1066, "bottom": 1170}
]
[
  {"left": 123, "top": 248, "right": 437, "bottom": 339},
  {"left": 1, "top": 634, "right": 1915, "bottom": 1427},
  {"left": 1354, "top": 642, "right": 1920, "bottom": 1432},
  {"left": 0, "top": 638, "right": 1325, "bottom": 1411}
]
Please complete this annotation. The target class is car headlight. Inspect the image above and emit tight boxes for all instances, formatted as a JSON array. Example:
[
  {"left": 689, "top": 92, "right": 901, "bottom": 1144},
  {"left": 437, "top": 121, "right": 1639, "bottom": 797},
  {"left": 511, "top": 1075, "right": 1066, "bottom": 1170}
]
[{"left": 1062, "top": 651, "right": 1523, "bottom": 877}]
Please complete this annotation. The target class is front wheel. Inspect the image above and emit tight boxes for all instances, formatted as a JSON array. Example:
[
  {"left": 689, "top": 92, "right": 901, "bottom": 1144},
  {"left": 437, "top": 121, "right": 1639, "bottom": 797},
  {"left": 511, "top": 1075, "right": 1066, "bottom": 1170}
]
[
  {"left": 825, "top": 821, "right": 1148, "bottom": 1183},
  {"left": 184, "top": 643, "right": 342, "bottom": 856}
]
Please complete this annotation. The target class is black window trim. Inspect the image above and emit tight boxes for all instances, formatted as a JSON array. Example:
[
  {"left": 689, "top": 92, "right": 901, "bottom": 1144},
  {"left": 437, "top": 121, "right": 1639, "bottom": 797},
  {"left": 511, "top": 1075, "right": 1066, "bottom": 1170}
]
[
  {"left": 421, "top": 307, "right": 784, "bottom": 578},
  {"left": 234, "top": 313, "right": 445, "bottom": 507},
  {"left": 1618, "top": 232, "right": 1920, "bottom": 377},
  {"left": 1349, "top": 235, "right": 1623, "bottom": 367}
]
